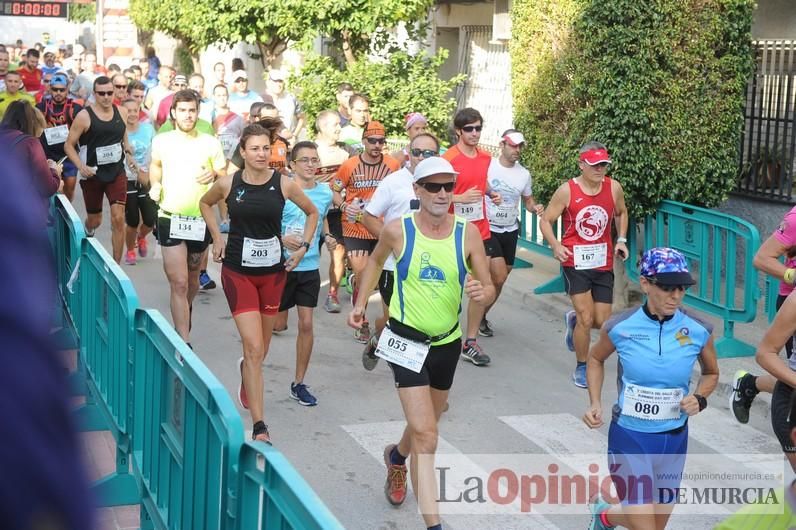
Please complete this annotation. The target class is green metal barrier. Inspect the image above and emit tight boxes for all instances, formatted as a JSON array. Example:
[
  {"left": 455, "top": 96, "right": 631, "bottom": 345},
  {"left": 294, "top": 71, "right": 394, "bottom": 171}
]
[
  {"left": 517, "top": 208, "right": 566, "bottom": 294},
  {"left": 76, "top": 237, "right": 140, "bottom": 506},
  {"left": 237, "top": 442, "right": 345, "bottom": 530},
  {"left": 133, "top": 309, "right": 245, "bottom": 530},
  {"left": 628, "top": 200, "right": 761, "bottom": 358}
]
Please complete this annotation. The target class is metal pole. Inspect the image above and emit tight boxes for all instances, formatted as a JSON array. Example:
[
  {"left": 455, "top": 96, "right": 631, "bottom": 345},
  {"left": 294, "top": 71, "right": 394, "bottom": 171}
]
[{"left": 95, "top": 0, "right": 104, "bottom": 65}]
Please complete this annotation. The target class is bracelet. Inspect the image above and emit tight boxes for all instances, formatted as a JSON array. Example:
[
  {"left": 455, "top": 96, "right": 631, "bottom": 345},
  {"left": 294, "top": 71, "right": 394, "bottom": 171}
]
[
  {"left": 693, "top": 393, "right": 707, "bottom": 412},
  {"left": 785, "top": 268, "right": 796, "bottom": 285},
  {"left": 616, "top": 237, "right": 627, "bottom": 243}
]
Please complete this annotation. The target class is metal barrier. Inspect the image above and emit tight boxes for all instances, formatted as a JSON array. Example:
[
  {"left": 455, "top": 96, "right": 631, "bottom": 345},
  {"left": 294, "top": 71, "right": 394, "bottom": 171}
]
[
  {"left": 133, "top": 309, "right": 245, "bottom": 530},
  {"left": 76, "top": 237, "right": 140, "bottom": 506},
  {"left": 237, "top": 443, "right": 345, "bottom": 530},
  {"left": 628, "top": 200, "right": 761, "bottom": 358},
  {"left": 517, "top": 209, "right": 566, "bottom": 294},
  {"left": 52, "top": 195, "right": 86, "bottom": 347}
]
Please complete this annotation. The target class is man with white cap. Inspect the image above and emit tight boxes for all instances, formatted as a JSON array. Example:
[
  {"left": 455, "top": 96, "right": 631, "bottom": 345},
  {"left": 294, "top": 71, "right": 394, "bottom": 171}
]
[
  {"left": 228, "top": 69, "right": 262, "bottom": 121},
  {"left": 348, "top": 156, "right": 494, "bottom": 528},
  {"left": 40, "top": 47, "right": 61, "bottom": 77},
  {"left": 540, "top": 140, "right": 629, "bottom": 388},
  {"left": 480, "top": 129, "right": 544, "bottom": 337},
  {"left": 264, "top": 68, "right": 304, "bottom": 140}
]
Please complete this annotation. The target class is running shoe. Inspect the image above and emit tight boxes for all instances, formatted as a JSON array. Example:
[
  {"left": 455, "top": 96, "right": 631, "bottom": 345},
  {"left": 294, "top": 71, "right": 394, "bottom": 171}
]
[
  {"left": 219, "top": 220, "right": 230, "bottom": 233},
  {"left": 252, "top": 421, "right": 271, "bottom": 445},
  {"left": 564, "top": 309, "right": 577, "bottom": 352},
  {"left": 572, "top": 364, "right": 588, "bottom": 388},
  {"left": 124, "top": 250, "right": 137, "bottom": 265},
  {"left": 290, "top": 382, "right": 318, "bottom": 406},
  {"left": 383, "top": 444, "right": 408, "bottom": 506},
  {"left": 461, "top": 341, "right": 491, "bottom": 366},
  {"left": 362, "top": 334, "right": 380, "bottom": 371},
  {"left": 478, "top": 318, "right": 494, "bottom": 337},
  {"left": 199, "top": 271, "right": 216, "bottom": 290},
  {"left": 237, "top": 357, "right": 249, "bottom": 410},
  {"left": 137, "top": 236, "right": 148, "bottom": 257},
  {"left": 324, "top": 293, "right": 341, "bottom": 313},
  {"left": 85, "top": 225, "right": 95, "bottom": 237},
  {"left": 588, "top": 492, "right": 614, "bottom": 530},
  {"left": 354, "top": 321, "right": 370, "bottom": 344},
  {"left": 730, "top": 370, "right": 757, "bottom": 424}
]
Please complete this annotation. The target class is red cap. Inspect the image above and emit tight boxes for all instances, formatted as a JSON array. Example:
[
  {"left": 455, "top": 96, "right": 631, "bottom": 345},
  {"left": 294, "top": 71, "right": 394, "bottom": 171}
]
[
  {"left": 363, "top": 121, "right": 386, "bottom": 138},
  {"left": 579, "top": 148, "right": 611, "bottom": 165}
]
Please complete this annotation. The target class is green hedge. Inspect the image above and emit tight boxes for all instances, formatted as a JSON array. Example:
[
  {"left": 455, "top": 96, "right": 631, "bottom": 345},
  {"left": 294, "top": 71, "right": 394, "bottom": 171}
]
[
  {"left": 289, "top": 51, "right": 465, "bottom": 141},
  {"left": 511, "top": 0, "right": 754, "bottom": 217}
]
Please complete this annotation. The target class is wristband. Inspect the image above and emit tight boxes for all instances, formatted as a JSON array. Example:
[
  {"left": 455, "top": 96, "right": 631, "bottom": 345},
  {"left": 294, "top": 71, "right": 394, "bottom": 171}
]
[
  {"left": 784, "top": 268, "right": 796, "bottom": 286},
  {"left": 694, "top": 393, "right": 707, "bottom": 412},
  {"left": 616, "top": 237, "right": 627, "bottom": 243},
  {"left": 300, "top": 241, "right": 311, "bottom": 251}
]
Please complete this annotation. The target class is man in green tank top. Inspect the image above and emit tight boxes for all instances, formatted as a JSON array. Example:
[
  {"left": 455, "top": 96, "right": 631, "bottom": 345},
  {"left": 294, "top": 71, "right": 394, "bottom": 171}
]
[{"left": 348, "top": 157, "right": 495, "bottom": 530}]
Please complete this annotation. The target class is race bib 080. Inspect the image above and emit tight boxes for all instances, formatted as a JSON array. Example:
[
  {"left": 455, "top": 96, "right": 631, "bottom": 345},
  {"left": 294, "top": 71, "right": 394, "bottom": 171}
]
[{"left": 621, "top": 384, "right": 683, "bottom": 421}]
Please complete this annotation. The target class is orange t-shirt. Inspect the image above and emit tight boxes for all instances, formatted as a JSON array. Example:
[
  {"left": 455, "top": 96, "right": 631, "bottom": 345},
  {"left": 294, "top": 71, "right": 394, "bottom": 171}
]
[
  {"left": 335, "top": 154, "right": 400, "bottom": 239},
  {"left": 269, "top": 137, "right": 289, "bottom": 171}
]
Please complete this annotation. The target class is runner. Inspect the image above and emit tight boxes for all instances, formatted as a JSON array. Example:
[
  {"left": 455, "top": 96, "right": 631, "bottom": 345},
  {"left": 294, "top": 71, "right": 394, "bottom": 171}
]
[
  {"left": 17, "top": 49, "right": 42, "bottom": 93},
  {"left": 347, "top": 156, "right": 494, "bottom": 528},
  {"left": 584, "top": 247, "right": 718, "bottom": 530},
  {"left": 199, "top": 124, "right": 319, "bottom": 443},
  {"left": 359, "top": 132, "right": 438, "bottom": 369},
  {"left": 390, "top": 112, "right": 428, "bottom": 166},
  {"left": 264, "top": 69, "right": 304, "bottom": 141},
  {"left": 729, "top": 206, "right": 796, "bottom": 424},
  {"left": 228, "top": 70, "right": 263, "bottom": 121},
  {"left": 126, "top": 80, "right": 149, "bottom": 123},
  {"left": 121, "top": 98, "right": 156, "bottom": 266},
  {"left": 64, "top": 76, "right": 135, "bottom": 263},
  {"left": 144, "top": 65, "right": 175, "bottom": 116},
  {"left": 273, "top": 141, "right": 334, "bottom": 405},
  {"left": 111, "top": 73, "right": 128, "bottom": 105},
  {"left": 540, "top": 141, "right": 629, "bottom": 387},
  {"left": 443, "top": 107, "right": 501, "bottom": 366},
  {"left": 37, "top": 72, "right": 82, "bottom": 201},
  {"left": 0, "top": 72, "right": 35, "bottom": 118},
  {"left": 480, "top": 130, "right": 544, "bottom": 337},
  {"left": 336, "top": 82, "right": 354, "bottom": 127},
  {"left": 339, "top": 94, "right": 370, "bottom": 151},
  {"left": 332, "top": 121, "right": 400, "bottom": 343},
  {"left": 314, "top": 109, "right": 353, "bottom": 313},
  {"left": 147, "top": 89, "right": 226, "bottom": 343},
  {"left": 210, "top": 84, "right": 245, "bottom": 162}
]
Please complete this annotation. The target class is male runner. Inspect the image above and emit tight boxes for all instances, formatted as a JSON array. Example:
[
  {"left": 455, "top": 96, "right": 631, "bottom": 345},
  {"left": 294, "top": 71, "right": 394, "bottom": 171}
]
[
  {"left": 335, "top": 82, "right": 354, "bottom": 127},
  {"left": 148, "top": 90, "right": 226, "bottom": 343},
  {"left": 315, "top": 109, "right": 353, "bottom": 313},
  {"left": 0, "top": 71, "right": 35, "bottom": 117},
  {"left": 333, "top": 121, "right": 399, "bottom": 343},
  {"left": 540, "top": 141, "right": 628, "bottom": 388},
  {"left": 443, "top": 107, "right": 501, "bottom": 366},
  {"left": 37, "top": 72, "right": 83, "bottom": 201},
  {"left": 480, "top": 130, "right": 544, "bottom": 336},
  {"left": 64, "top": 76, "right": 135, "bottom": 263},
  {"left": 348, "top": 156, "right": 494, "bottom": 529},
  {"left": 18, "top": 48, "right": 42, "bottom": 93},
  {"left": 339, "top": 94, "right": 370, "bottom": 151},
  {"left": 0, "top": 48, "right": 10, "bottom": 92}
]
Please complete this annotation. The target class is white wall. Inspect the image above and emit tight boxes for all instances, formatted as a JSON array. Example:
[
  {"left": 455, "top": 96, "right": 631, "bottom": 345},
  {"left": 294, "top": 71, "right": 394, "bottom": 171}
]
[
  {"left": 0, "top": 18, "right": 88, "bottom": 48},
  {"left": 753, "top": 0, "right": 796, "bottom": 39}
]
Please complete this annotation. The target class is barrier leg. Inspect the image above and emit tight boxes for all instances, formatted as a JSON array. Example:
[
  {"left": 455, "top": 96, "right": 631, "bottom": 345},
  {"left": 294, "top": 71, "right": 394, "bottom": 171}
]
[
  {"left": 715, "top": 322, "right": 756, "bottom": 358},
  {"left": 92, "top": 435, "right": 140, "bottom": 507},
  {"left": 139, "top": 504, "right": 155, "bottom": 530},
  {"left": 533, "top": 273, "right": 566, "bottom": 295},
  {"left": 73, "top": 385, "right": 108, "bottom": 432},
  {"left": 513, "top": 256, "right": 533, "bottom": 269}
]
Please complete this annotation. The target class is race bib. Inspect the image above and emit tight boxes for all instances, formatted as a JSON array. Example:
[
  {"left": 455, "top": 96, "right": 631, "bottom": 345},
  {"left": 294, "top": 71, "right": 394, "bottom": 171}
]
[
  {"left": 169, "top": 215, "right": 206, "bottom": 241},
  {"left": 621, "top": 385, "right": 683, "bottom": 421},
  {"left": 489, "top": 202, "right": 519, "bottom": 226},
  {"left": 96, "top": 143, "right": 123, "bottom": 165},
  {"left": 242, "top": 236, "right": 280, "bottom": 267},
  {"left": 454, "top": 201, "right": 484, "bottom": 221},
  {"left": 375, "top": 326, "right": 430, "bottom": 374},
  {"left": 573, "top": 243, "right": 607, "bottom": 270},
  {"left": 44, "top": 124, "right": 69, "bottom": 145},
  {"left": 219, "top": 134, "right": 237, "bottom": 154}
]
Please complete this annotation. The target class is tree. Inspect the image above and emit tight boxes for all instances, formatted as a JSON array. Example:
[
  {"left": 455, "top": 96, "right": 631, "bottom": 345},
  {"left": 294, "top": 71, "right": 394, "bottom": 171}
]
[
  {"left": 511, "top": 0, "right": 755, "bottom": 218},
  {"left": 68, "top": 2, "right": 95, "bottom": 24}
]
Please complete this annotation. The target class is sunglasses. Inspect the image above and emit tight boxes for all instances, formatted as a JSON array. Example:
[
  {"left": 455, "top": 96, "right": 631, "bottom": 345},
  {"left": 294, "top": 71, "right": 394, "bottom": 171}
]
[
  {"left": 43, "top": 79, "right": 52, "bottom": 84},
  {"left": 417, "top": 181, "right": 455, "bottom": 193},
  {"left": 365, "top": 137, "right": 386, "bottom": 145},
  {"left": 410, "top": 148, "right": 438, "bottom": 159},
  {"left": 648, "top": 279, "right": 689, "bottom": 293},
  {"left": 50, "top": 87, "right": 66, "bottom": 92},
  {"left": 114, "top": 84, "right": 127, "bottom": 89},
  {"left": 95, "top": 90, "right": 114, "bottom": 96},
  {"left": 461, "top": 125, "right": 483, "bottom": 133},
  {"left": 235, "top": 78, "right": 247, "bottom": 83},
  {"left": 295, "top": 157, "right": 320, "bottom": 165}
]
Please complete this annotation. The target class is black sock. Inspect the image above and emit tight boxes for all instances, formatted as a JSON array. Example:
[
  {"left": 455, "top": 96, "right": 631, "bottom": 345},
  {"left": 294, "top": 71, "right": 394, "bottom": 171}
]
[
  {"left": 428, "top": 525, "right": 442, "bottom": 530},
  {"left": 577, "top": 361, "right": 587, "bottom": 367},
  {"left": 390, "top": 446, "right": 406, "bottom": 466},
  {"left": 743, "top": 375, "right": 760, "bottom": 397}
]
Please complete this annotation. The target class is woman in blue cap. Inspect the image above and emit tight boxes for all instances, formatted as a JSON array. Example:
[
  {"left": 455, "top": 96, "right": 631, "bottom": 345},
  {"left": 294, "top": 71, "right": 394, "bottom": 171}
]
[{"left": 583, "top": 247, "right": 719, "bottom": 530}]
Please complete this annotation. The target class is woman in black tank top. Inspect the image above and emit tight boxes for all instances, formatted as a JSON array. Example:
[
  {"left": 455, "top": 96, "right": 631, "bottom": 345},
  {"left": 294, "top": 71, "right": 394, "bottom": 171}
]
[{"left": 199, "top": 124, "right": 318, "bottom": 444}]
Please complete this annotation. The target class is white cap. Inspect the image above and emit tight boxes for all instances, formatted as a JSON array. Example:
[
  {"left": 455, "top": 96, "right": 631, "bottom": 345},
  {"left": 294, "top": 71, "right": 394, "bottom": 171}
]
[
  {"left": 502, "top": 132, "right": 525, "bottom": 146},
  {"left": 43, "top": 46, "right": 58, "bottom": 56},
  {"left": 412, "top": 157, "right": 458, "bottom": 182},
  {"left": 232, "top": 69, "right": 248, "bottom": 80},
  {"left": 268, "top": 69, "right": 286, "bottom": 81},
  {"left": 73, "top": 43, "right": 85, "bottom": 55}
]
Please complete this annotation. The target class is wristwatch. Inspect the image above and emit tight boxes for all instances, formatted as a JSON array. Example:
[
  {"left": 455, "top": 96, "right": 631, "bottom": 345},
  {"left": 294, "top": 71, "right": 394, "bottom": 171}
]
[
  {"left": 693, "top": 393, "right": 707, "bottom": 411},
  {"left": 616, "top": 236, "right": 628, "bottom": 243},
  {"left": 300, "top": 241, "right": 311, "bottom": 251}
]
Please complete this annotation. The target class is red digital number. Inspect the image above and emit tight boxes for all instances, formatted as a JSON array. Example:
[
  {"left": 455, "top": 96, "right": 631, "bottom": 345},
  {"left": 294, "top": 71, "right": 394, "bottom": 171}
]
[{"left": 12, "top": 2, "right": 20, "bottom": 14}]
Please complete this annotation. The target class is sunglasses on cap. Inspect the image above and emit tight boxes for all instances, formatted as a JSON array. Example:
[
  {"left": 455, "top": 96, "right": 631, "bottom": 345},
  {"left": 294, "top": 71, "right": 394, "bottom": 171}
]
[
  {"left": 410, "top": 148, "right": 438, "bottom": 158},
  {"left": 461, "top": 125, "right": 482, "bottom": 133},
  {"left": 416, "top": 181, "right": 455, "bottom": 193},
  {"left": 365, "top": 137, "right": 386, "bottom": 145},
  {"left": 647, "top": 278, "right": 689, "bottom": 293}
]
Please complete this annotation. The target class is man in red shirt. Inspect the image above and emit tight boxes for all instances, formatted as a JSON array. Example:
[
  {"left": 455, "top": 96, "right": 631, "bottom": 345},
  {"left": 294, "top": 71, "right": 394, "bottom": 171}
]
[
  {"left": 18, "top": 49, "right": 42, "bottom": 93},
  {"left": 540, "top": 142, "right": 628, "bottom": 388},
  {"left": 443, "top": 108, "right": 501, "bottom": 366}
]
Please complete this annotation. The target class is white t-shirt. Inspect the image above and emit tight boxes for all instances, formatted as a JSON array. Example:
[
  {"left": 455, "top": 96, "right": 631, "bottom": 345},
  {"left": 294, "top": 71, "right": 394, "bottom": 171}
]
[
  {"left": 365, "top": 167, "right": 418, "bottom": 271},
  {"left": 272, "top": 92, "right": 301, "bottom": 132},
  {"left": 486, "top": 158, "right": 533, "bottom": 233}
]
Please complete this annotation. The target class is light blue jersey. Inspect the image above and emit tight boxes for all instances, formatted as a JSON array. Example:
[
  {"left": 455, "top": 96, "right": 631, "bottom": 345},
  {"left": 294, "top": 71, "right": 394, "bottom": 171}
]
[
  {"left": 607, "top": 305, "right": 713, "bottom": 433},
  {"left": 281, "top": 182, "right": 333, "bottom": 272}
]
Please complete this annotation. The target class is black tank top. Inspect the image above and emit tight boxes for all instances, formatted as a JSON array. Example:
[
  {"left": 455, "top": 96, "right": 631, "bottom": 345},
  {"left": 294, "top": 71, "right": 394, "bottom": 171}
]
[
  {"left": 80, "top": 106, "right": 126, "bottom": 183},
  {"left": 223, "top": 169, "right": 285, "bottom": 275}
]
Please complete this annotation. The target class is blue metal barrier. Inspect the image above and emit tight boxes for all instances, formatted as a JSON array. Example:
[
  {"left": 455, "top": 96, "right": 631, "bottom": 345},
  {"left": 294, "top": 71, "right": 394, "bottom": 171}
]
[
  {"left": 628, "top": 200, "right": 761, "bottom": 358},
  {"left": 517, "top": 209, "right": 566, "bottom": 294},
  {"left": 76, "top": 237, "right": 140, "bottom": 506},
  {"left": 52, "top": 195, "right": 86, "bottom": 347},
  {"left": 133, "top": 309, "right": 245, "bottom": 530},
  {"left": 237, "top": 442, "right": 345, "bottom": 530}
]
